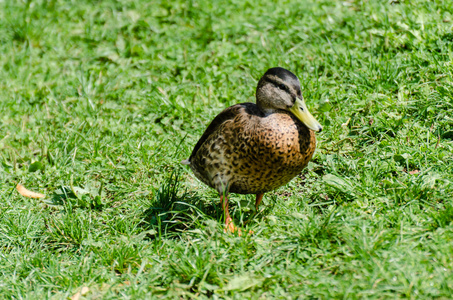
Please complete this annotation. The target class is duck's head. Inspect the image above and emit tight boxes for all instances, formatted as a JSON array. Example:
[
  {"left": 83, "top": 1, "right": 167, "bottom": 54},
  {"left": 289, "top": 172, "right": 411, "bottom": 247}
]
[{"left": 256, "top": 67, "right": 323, "bottom": 132}]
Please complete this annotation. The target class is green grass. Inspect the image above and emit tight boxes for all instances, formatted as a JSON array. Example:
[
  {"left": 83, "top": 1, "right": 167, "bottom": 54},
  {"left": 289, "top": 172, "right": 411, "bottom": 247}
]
[{"left": 1, "top": 0, "right": 453, "bottom": 298}]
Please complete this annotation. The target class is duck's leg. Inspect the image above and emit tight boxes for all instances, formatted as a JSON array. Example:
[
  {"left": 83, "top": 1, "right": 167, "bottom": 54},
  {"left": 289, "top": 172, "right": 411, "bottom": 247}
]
[
  {"left": 255, "top": 193, "right": 264, "bottom": 211},
  {"left": 220, "top": 194, "right": 238, "bottom": 234},
  {"left": 243, "top": 193, "right": 265, "bottom": 226}
]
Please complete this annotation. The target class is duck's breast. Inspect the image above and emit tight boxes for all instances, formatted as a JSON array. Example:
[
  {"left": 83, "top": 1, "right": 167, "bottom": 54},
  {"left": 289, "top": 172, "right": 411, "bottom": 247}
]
[{"left": 228, "top": 112, "right": 316, "bottom": 194}]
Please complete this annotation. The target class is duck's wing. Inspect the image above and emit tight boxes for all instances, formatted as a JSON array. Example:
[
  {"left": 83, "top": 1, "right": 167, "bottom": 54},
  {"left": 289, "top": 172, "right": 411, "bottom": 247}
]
[{"left": 188, "top": 103, "right": 262, "bottom": 162}]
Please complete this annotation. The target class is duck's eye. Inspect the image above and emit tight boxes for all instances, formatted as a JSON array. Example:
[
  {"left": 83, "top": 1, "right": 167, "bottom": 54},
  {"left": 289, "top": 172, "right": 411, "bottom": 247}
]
[{"left": 278, "top": 84, "right": 287, "bottom": 91}]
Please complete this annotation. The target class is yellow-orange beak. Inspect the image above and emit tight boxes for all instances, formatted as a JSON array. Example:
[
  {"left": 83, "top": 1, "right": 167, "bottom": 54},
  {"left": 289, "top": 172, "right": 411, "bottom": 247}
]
[{"left": 289, "top": 98, "right": 323, "bottom": 132}]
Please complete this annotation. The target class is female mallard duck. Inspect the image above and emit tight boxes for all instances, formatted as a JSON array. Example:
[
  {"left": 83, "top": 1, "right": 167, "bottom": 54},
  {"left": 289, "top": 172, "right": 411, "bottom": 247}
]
[{"left": 182, "top": 67, "right": 323, "bottom": 233}]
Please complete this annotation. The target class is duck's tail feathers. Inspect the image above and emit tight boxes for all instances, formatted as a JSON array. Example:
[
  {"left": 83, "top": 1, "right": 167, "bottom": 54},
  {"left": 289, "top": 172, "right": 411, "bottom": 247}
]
[{"left": 181, "top": 159, "right": 190, "bottom": 165}]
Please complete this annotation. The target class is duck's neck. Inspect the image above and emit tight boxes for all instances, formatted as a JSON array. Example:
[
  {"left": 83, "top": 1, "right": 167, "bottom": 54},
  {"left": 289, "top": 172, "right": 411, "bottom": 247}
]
[
  {"left": 260, "top": 107, "right": 277, "bottom": 116},
  {"left": 259, "top": 105, "right": 292, "bottom": 118}
]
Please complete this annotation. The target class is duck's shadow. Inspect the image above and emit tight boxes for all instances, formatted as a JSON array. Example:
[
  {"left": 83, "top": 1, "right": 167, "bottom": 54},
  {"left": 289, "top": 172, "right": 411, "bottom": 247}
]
[{"left": 140, "top": 171, "right": 274, "bottom": 237}]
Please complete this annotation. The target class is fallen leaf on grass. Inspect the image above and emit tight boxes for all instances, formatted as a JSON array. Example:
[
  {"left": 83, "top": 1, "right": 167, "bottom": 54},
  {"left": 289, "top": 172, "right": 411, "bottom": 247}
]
[
  {"left": 16, "top": 184, "right": 45, "bottom": 198},
  {"left": 117, "top": 280, "right": 131, "bottom": 287},
  {"left": 403, "top": 168, "right": 420, "bottom": 175},
  {"left": 157, "top": 86, "right": 167, "bottom": 96},
  {"left": 71, "top": 287, "right": 89, "bottom": 300},
  {"left": 341, "top": 117, "right": 351, "bottom": 127}
]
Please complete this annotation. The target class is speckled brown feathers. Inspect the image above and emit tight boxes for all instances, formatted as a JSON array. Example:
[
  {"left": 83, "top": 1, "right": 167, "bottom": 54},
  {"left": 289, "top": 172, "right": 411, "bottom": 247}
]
[
  {"left": 189, "top": 103, "right": 316, "bottom": 195},
  {"left": 184, "top": 67, "right": 322, "bottom": 233}
]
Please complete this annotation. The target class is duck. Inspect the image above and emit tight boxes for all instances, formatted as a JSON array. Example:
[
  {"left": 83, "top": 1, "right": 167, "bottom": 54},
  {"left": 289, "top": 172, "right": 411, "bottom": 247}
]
[{"left": 182, "top": 67, "right": 323, "bottom": 234}]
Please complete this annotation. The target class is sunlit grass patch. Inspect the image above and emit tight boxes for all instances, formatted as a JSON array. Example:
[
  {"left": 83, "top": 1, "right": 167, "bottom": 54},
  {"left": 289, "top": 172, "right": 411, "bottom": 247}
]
[{"left": 1, "top": 0, "right": 453, "bottom": 298}]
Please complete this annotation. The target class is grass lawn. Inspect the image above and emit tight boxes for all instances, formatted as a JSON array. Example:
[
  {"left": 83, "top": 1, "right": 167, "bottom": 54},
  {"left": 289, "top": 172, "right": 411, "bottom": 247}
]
[{"left": 1, "top": 0, "right": 453, "bottom": 298}]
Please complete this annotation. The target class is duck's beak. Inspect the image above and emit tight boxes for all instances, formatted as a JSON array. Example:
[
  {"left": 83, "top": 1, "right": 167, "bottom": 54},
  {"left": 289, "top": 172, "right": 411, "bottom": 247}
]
[{"left": 289, "top": 98, "right": 323, "bottom": 132}]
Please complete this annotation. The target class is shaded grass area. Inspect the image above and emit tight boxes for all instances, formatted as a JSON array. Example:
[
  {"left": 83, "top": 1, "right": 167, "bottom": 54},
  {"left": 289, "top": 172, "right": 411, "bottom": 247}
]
[{"left": 1, "top": 0, "right": 453, "bottom": 298}]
